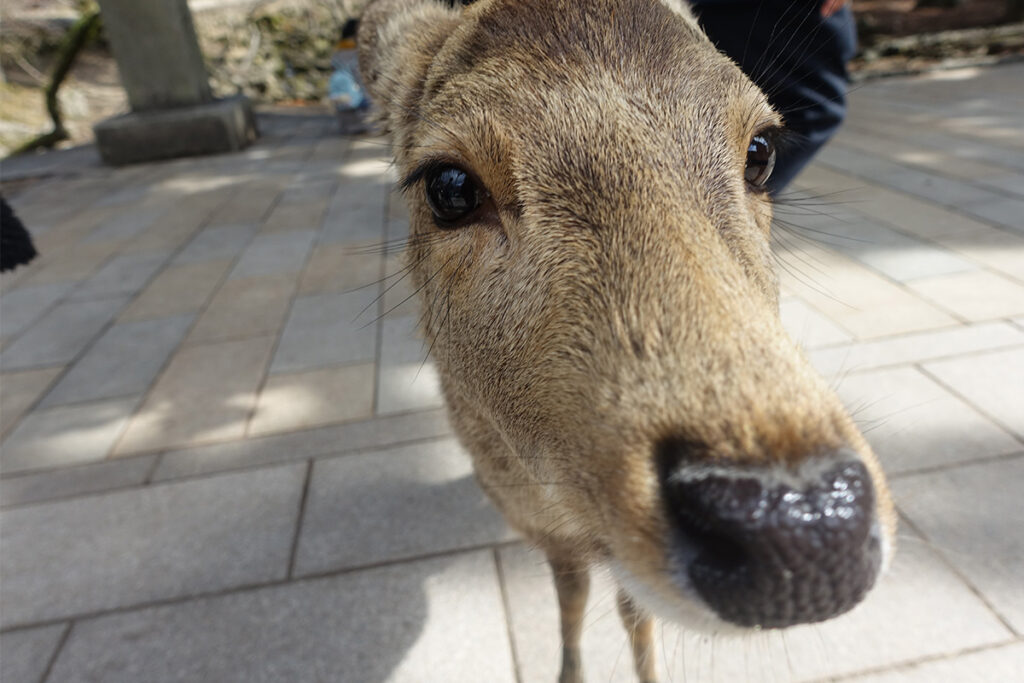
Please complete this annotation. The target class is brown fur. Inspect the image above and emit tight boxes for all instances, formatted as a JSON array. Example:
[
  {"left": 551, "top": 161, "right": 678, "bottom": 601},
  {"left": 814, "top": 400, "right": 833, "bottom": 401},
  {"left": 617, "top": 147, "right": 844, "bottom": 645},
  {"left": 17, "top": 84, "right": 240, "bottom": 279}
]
[{"left": 359, "top": 1, "right": 896, "bottom": 680}]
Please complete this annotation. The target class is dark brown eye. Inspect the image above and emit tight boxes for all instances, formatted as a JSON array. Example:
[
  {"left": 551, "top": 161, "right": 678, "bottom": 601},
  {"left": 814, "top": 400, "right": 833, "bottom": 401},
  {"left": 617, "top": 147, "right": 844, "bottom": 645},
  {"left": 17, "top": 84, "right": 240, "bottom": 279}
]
[
  {"left": 745, "top": 134, "right": 776, "bottom": 189},
  {"left": 424, "top": 165, "right": 482, "bottom": 226}
]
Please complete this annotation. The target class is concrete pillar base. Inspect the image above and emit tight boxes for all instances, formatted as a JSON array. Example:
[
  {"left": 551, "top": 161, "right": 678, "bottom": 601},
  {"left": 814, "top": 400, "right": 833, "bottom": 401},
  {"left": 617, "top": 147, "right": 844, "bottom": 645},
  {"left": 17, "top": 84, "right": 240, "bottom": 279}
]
[{"left": 93, "top": 96, "right": 258, "bottom": 166}]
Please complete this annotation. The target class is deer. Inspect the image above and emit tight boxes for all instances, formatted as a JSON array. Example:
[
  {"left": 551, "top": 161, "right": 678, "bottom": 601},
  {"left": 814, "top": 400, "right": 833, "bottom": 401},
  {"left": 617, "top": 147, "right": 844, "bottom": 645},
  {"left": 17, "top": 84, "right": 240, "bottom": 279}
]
[{"left": 357, "top": 1, "right": 896, "bottom": 681}]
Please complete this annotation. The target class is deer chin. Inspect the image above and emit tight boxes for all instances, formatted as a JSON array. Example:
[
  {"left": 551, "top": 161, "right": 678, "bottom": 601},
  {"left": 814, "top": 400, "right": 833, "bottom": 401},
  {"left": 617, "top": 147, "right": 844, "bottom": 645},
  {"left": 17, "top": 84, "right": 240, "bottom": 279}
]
[{"left": 607, "top": 559, "right": 749, "bottom": 636}]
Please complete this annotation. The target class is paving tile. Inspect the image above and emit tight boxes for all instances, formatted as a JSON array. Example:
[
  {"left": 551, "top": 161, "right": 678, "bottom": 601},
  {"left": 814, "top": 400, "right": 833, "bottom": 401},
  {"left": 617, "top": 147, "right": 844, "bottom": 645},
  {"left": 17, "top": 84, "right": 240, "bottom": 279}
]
[
  {"left": 115, "top": 336, "right": 275, "bottom": 454},
  {"left": 259, "top": 181, "right": 334, "bottom": 233},
  {"left": 815, "top": 146, "right": 1001, "bottom": 207},
  {"left": 0, "top": 455, "right": 156, "bottom": 507},
  {"left": 226, "top": 230, "right": 316, "bottom": 280},
  {"left": 907, "top": 271, "right": 1024, "bottom": 322},
  {"left": 0, "top": 297, "right": 128, "bottom": 371},
  {"left": 387, "top": 189, "right": 410, "bottom": 223},
  {"left": 376, "top": 315, "right": 446, "bottom": 415},
  {"left": 172, "top": 223, "right": 257, "bottom": 265},
  {"left": 775, "top": 241, "right": 957, "bottom": 339},
  {"left": 794, "top": 165, "right": 996, "bottom": 241},
  {"left": 40, "top": 315, "right": 194, "bottom": 407},
  {"left": 0, "top": 464, "right": 304, "bottom": 628},
  {"left": 0, "top": 281, "right": 75, "bottom": 339},
  {"left": 500, "top": 536, "right": 1012, "bottom": 683},
  {"left": 28, "top": 205, "right": 117, "bottom": 249},
  {"left": 20, "top": 241, "right": 121, "bottom": 286},
  {"left": 380, "top": 255, "right": 421, "bottom": 318},
  {"left": 297, "top": 243, "right": 382, "bottom": 295},
  {"left": 962, "top": 196, "right": 1024, "bottom": 233},
  {"left": 45, "top": 551, "right": 515, "bottom": 683},
  {"left": 319, "top": 172, "right": 389, "bottom": 245},
  {"left": 977, "top": 173, "right": 1024, "bottom": 198},
  {"left": 0, "top": 623, "right": 67, "bottom": 683},
  {"left": 934, "top": 225, "right": 1024, "bottom": 282},
  {"left": 152, "top": 408, "right": 451, "bottom": 481},
  {"left": 270, "top": 288, "right": 378, "bottom": 374},
  {"left": 306, "top": 135, "right": 350, "bottom": 162},
  {"left": 206, "top": 178, "right": 285, "bottom": 225},
  {"left": 248, "top": 362, "right": 375, "bottom": 436},
  {"left": 834, "top": 367, "right": 1021, "bottom": 474},
  {"left": 832, "top": 132, "right": 1009, "bottom": 182},
  {"left": 807, "top": 321, "right": 1024, "bottom": 376},
  {"left": 843, "top": 642, "right": 1024, "bottom": 682},
  {"left": 878, "top": 167, "right": 1003, "bottom": 208},
  {"left": 66, "top": 249, "right": 172, "bottom": 301},
  {"left": 779, "top": 297, "right": 853, "bottom": 349},
  {"left": 121, "top": 187, "right": 235, "bottom": 255},
  {"left": 118, "top": 259, "right": 232, "bottom": 321},
  {"left": 84, "top": 206, "right": 163, "bottom": 243},
  {"left": 785, "top": 212, "right": 977, "bottom": 283},
  {"left": 293, "top": 438, "right": 513, "bottom": 575},
  {"left": 0, "top": 397, "right": 138, "bottom": 474},
  {"left": 923, "top": 346, "right": 1024, "bottom": 440},
  {"left": 0, "top": 367, "right": 63, "bottom": 437},
  {"left": 893, "top": 457, "right": 1024, "bottom": 633},
  {"left": 185, "top": 275, "right": 295, "bottom": 345}
]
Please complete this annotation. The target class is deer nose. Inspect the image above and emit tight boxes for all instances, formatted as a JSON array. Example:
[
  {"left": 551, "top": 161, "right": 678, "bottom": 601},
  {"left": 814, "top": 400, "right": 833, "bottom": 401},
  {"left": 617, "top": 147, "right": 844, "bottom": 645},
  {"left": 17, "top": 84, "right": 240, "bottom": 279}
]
[{"left": 657, "top": 445, "right": 882, "bottom": 628}]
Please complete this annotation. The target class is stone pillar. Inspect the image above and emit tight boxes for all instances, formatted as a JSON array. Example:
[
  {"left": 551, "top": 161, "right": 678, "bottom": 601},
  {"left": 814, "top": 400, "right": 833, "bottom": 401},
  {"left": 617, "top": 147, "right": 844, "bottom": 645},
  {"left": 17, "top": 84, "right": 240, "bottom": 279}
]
[{"left": 92, "top": 0, "right": 257, "bottom": 165}]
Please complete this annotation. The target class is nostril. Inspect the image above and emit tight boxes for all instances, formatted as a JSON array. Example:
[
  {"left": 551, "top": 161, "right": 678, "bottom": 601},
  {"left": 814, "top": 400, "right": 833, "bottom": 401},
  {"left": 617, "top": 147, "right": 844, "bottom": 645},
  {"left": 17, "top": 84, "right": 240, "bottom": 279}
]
[{"left": 657, "top": 447, "right": 881, "bottom": 628}]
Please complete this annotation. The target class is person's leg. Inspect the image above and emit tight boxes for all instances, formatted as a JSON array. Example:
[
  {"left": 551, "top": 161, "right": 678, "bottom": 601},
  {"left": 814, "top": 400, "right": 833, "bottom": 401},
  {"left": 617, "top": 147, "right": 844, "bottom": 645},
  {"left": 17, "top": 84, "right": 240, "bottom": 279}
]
[{"left": 692, "top": 1, "right": 857, "bottom": 193}]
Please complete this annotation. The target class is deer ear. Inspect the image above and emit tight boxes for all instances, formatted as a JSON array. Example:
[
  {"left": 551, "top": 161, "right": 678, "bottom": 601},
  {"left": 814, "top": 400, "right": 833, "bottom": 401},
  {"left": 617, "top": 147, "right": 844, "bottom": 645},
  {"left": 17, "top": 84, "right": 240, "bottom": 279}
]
[{"left": 358, "top": 0, "right": 462, "bottom": 135}]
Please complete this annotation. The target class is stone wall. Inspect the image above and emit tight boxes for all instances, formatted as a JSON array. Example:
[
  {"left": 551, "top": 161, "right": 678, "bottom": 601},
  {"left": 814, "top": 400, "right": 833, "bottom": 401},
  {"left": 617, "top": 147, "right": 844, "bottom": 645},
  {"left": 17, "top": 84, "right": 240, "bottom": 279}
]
[{"left": 193, "top": 0, "right": 367, "bottom": 103}]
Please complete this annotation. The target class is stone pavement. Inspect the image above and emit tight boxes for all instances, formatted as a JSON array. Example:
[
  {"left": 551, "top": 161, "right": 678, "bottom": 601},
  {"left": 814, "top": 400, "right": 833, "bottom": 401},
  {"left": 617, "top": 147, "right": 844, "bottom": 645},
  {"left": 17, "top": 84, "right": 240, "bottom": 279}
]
[{"left": 1, "top": 64, "right": 1022, "bottom": 682}]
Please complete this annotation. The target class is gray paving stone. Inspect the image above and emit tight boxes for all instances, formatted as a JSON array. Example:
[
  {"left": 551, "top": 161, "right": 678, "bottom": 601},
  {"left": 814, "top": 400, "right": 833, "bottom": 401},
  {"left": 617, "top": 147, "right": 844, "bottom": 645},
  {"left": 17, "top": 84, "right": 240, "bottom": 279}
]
[
  {"left": 835, "top": 367, "right": 1021, "bottom": 474},
  {"left": 0, "top": 623, "right": 67, "bottom": 683},
  {"left": 227, "top": 230, "right": 316, "bottom": 279},
  {"left": 808, "top": 321, "right": 1024, "bottom": 376},
  {"left": 84, "top": 206, "right": 162, "bottom": 243},
  {"left": 269, "top": 288, "right": 378, "bottom": 373},
  {"left": 816, "top": 145, "right": 1001, "bottom": 207},
  {"left": 293, "top": 438, "right": 514, "bottom": 575},
  {"left": 0, "top": 297, "right": 128, "bottom": 371},
  {"left": 319, "top": 172, "right": 389, "bottom": 245},
  {"left": 0, "top": 397, "right": 139, "bottom": 474},
  {"left": 961, "top": 196, "right": 1024, "bottom": 233},
  {"left": 923, "top": 347, "right": 1024, "bottom": 439},
  {"left": 0, "top": 464, "right": 305, "bottom": 628},
  {"left": 893, "top": 457, "right": 1024, "bottom": 634},
  {"left": 0, "top": 455, "right": 156, "bottom": 508},
  {"left": 779, "top": 297, "right": 853, "bottom": 348},
  {"left": 0, "top": 282, "right": 75, "bottom": 340},
  {"left": 879, "top": 167, "right": 1004, "bottom": 208},
  {"left": 786, "top": 211, "right": 977, "bottom": 283},
  {"left": 67, "top": 249, "right": 172, "bottom": 301},
  {"left": 172, "top": 223, "right": 257, "bottom": 265},
  {"left": 376, "top": 314, "right": 444, "bottom": 415},
  {"left": 152, "top": 408, "right": 452, "bottom": 481},
  {"left": 45, "top": 551, "right": 515, "bottom": 683},
  {"left": 844, "top": 642, "right": 1024, "bottom": 682},
  {"left": 0, "top": 368, "right": 63, "bottom": 437},
  {"left": 977, "top": 173, "right": 1024, "bottom": 199},
  {"left": 40, "top": 315, "right": 194, "bottom": 407},
  {"left": 501, "top": 534, "right": 1011, "bottom": 683}
]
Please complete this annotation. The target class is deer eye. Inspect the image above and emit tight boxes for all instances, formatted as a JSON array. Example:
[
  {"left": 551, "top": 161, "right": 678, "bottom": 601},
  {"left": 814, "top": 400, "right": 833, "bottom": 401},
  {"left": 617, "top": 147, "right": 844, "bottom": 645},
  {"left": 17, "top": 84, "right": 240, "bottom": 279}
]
[
  {"left": 745, "top": 133, "right": 776, "bottom": 190},
  {"left": 424, "top": 165, "right": 482, "bottom": 226}
]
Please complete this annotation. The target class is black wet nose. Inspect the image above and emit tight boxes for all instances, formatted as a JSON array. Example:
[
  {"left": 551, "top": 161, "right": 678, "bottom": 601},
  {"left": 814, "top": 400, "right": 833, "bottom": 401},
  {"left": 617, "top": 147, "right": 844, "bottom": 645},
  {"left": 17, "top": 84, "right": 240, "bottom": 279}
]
[{"left": 658, "top": 445, "right": 881, "bottom": 628}]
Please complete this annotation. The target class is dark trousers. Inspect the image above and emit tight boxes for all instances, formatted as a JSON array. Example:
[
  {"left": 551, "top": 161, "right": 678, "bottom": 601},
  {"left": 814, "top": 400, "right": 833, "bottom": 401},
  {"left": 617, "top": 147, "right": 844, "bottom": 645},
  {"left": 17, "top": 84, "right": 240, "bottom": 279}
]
[{"left": 692, "top": 1, "right": 857, "bottom": 193}]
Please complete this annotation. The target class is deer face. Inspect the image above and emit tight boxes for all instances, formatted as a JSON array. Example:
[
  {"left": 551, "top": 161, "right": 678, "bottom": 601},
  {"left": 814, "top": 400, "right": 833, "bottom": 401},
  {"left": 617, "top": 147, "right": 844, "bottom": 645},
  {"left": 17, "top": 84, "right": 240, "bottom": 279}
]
[{"left": 360, "top": 0, "right": 894, "bottom": 629}]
